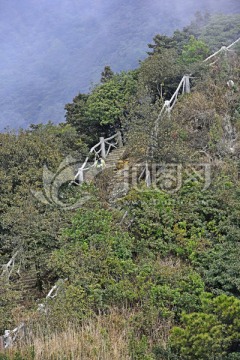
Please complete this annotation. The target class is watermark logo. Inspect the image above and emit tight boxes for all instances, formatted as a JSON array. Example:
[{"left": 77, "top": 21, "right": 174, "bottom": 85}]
[
  {"left": 32, "top": 155, "right": 211, "bottom": 210},
  {"left": 31, "top": 155, "right": 92, "bottom": 210},
  {"left": 153, "top": 163, "right": 211, "bottom": 193},
  {"left": 118, "top": 162, "right": 211, "bottom": 194}
]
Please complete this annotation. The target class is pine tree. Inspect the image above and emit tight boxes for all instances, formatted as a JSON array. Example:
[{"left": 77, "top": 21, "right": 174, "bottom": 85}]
[{"left": 100, "top": 65, "right": 114, "bottom": 83}]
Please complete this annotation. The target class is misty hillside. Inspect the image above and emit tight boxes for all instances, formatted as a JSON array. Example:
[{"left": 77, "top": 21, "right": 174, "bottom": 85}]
[
  {"left": 0, "top": 0, "right": 239, "bottom": 131},
  {"left": 1, "top": 9, "right": 240, "bottom": 358},
  {"left": 1, "top": 19, "right": 240, "bottom": 358}
]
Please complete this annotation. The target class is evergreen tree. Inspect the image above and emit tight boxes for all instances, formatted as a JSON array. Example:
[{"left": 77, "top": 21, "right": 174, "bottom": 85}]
[{"left": 100, "top": 65, "right": 114, "bottom": 83}]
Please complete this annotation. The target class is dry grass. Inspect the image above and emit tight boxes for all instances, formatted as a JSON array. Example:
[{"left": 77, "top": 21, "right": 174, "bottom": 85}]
[
  {"left": 4, "top": 310, "right": 132, "bottom": 360},
  {"left": 31, "top": 320, "right": 130, "bottom": 359},
  {"left": 2, "top": 308, "right": 173, "bottom": 359}
]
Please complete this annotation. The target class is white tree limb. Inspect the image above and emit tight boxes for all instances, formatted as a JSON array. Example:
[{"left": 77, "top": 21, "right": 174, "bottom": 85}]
[{"left": 1, "top": 251, "right": 19, "bottom": 281}]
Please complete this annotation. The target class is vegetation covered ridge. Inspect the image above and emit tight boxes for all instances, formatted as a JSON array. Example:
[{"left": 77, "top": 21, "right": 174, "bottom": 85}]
[{"left": 0, "top": 12, "right": 240, "bottom": 360}]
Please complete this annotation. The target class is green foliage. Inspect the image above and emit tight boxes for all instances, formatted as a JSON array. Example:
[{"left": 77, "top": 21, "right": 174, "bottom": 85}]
[
  {"left": 49, "top": 206, "right": 136, "bottom": 321},
  {"left": 196, "top": 242, "right": 240, "bottom": 297},
  {"left": 180, "top": 35, "right": 209, "bottom": 65},
  {"left": 0, "top": 349, "right": 34, "bottom": 360},
  {"left": 171, "top": 294, "right": 240, "bottom": 359},
  {"left": 147, "top": 12, "right": 210, "bottom": 56},
  {"left": 129, "top": 335, "right": 155, "bottom": 360},
  {"left": 124, "top": 184, "right": 227, "bottom": 262},
  {"left": 147, "top": 34, "right": 180, "bottom": 55},
  {"left": 65, "top": 93, "right": 101, "bottom": 146},
  {"left": 47, "top": 197, "right": 208, "bottom": 329},
  {"left": 1, "top": 12, "right": 240, "bottom": 360},
  {"left": 139, "top": 48, "right": 182, "bottom": 100},
  {"left": 86, "top": 71, "right": 138, "bottom": 126},
  {"left": 65, "top": 70, "right": 138, "bottom": 144},
  {"left": 0, "top": 280, "right": 21, "bottom": 333},
  {"left": 199, "top": 14, "right": 240, "bottom": 51},
  {"left": 0, "top": 124, "right": 86, "bottom": 312},
  {"left": 100, "top": 65, "right": 114, "bottom": 83},
  {"left": 121, "top": 85, "right": 162, "bottom": 158},
  {"left": 147, "top": 13, "right": 240, "bottom": 59}
]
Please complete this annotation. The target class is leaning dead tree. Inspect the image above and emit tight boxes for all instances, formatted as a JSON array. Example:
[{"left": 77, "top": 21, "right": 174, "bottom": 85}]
[
  {"left": 37, "top": 278, "right": 68, "bottom": 313},
  {"left": 0, "top": 247, "right": 66, "bottom": 349},
  {"left": 2, "top": 323, "right": 25, "bottom": 349},
  {"left": 0, "top": 278, "right": 68, "bottom": 349},
  {"left": 1, "top": 251, "right": 20, "bottom": 282}
]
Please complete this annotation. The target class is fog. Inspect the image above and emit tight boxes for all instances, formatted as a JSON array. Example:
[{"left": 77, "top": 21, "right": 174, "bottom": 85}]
[{"left": 0, "top": 0, "right": 239, "bottom": 130}]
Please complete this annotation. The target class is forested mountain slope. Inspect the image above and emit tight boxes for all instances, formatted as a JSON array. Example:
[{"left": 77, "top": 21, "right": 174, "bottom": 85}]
[{"left": 0, "top": 14, "right": 240, "bottom": 360}]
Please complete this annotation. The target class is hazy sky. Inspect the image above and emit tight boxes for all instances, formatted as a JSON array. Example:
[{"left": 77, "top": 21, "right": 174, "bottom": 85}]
[{"left": 0, "top": 0, "right": 239, "bottom": 130}]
